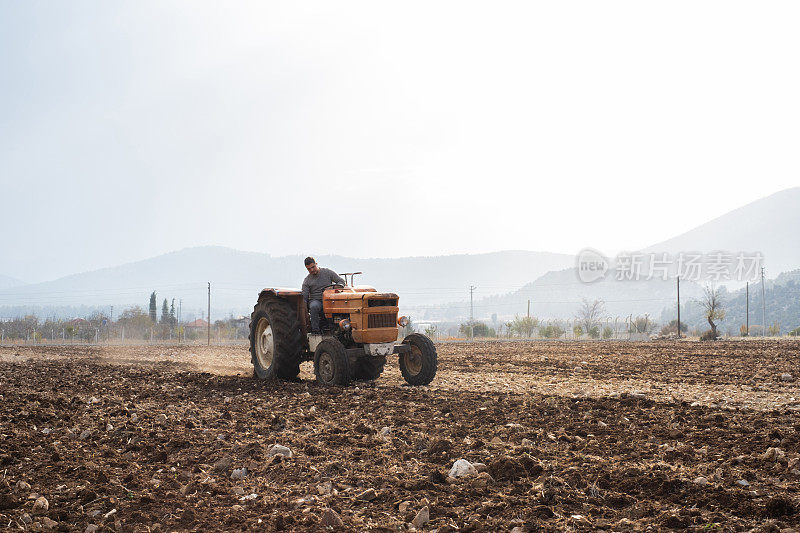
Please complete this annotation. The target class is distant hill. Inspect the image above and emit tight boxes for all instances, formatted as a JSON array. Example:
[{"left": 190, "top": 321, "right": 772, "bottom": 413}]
[
  {"left": 646, "top": 188, "right": 800, "bottom": 276},
  {"left": 0, "top": 247, "right": 573, "bottom": 319},
  {"left": 0, "top": 275, "right": 24, "bottom": 291},
  {"left": 3, "top": 188, "right": 800, "bottom": 323},
  {"left": 663, "top": 269, "right": 800, "bottom": 335},
  {"left": 414, "top": 267, "right": 705, "bottom": 323}
]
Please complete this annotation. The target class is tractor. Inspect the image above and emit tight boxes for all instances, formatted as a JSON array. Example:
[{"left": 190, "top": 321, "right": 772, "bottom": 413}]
[{"left": 248, "top": 273, "right": 437, "bottom": 387}]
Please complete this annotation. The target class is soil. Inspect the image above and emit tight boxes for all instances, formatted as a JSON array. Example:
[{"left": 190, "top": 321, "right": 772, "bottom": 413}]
[{"left": 1, "top": 340, "right": 799, "bottom": 531}]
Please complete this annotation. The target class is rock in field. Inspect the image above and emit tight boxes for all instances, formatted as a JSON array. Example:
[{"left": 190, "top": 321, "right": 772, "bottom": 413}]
[
  {"left": 231, "top": 468, "right": 248, "bottom": 480},
  {"left": 780, "top": 373, "right": 794, "bottom": 382},
  {"left": 32, "top": 496, "right": 49, "bottom": 514},
  {"left": 213, "top": 456, "right": 233, "bottom": 473},
  {"left": 320, "top": 508, "right": 344, "bottom": 527},
  {"left": 356, "top": 488, "right": 377, "bottom": 501},
  {"left": 760, "top": 447, "right": 785, "bottom": 462},
  {"left": 448, "top": 459, "right": 478, "bottom": 478},
  {"left": 267, "top": 444, "right": 292, "bottom": 458},
  {"left": 471, "top": 471, "right": 494, "bottom": 488},
  {"left": 411, "top": 506, "right": 430, "bottom": 529}
]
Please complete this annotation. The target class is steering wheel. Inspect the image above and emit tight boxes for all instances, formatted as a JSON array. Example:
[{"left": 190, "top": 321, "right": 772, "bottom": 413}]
[{"left": 322, "top": 283, "right": 345, "bottom": 290}]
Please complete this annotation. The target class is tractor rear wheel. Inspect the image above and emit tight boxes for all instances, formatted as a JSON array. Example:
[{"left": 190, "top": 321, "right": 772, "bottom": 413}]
[
  {"left": 352, "top": 355, "right": 386, "bottom": 382},
  {"left": 314, "top": 338, "right": 351, "bottom": 387},
  {"left": 400, "top": 333, "right": 437, "bottom": 386},
  {"left": 249, "top": 295, "right": 303, "bottom": 380}
]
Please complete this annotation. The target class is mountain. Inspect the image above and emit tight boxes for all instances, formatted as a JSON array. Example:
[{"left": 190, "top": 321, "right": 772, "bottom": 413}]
[
  {"left": 3, "top": 188, "right": 800, "bottom": 322},
  {"left": 646, "top": 188, "right": 800, "bottom": 276},
  {"left": 0, "top": 275, "right": 24, "bottom": 291},
  {"left": 414, "top": 267, "right": 705, "bottom": 323},
  {"left": 661, "top": 269, "right": 800, "bottom": 336},
  {"left": 413, "top": 188, "right": 800, "bottom": 323},
  {"left": 0, "top": 247, "right": 573, "bottom": 319}
]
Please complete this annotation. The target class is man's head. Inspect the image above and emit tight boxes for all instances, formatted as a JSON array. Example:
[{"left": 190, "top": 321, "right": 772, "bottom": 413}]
[{"left": 304, "top": 256, "right": 319, "bottom": 275}]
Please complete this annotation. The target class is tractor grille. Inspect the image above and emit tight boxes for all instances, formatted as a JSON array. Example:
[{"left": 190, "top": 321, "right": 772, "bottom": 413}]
[
  {"left": 368, "top": 313, "right": 397, "bottom": 329},
  {"left": 367, "top": 298, "right": 397, "bottom": 307}
]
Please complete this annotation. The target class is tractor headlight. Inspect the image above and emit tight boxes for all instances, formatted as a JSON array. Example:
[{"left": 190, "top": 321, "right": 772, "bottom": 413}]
[
  {"left": 397, "top": 316, "right": 409, "bottom": 327},
  {"left": 339, "top": 319, "right": 351, "bottom": 331}
]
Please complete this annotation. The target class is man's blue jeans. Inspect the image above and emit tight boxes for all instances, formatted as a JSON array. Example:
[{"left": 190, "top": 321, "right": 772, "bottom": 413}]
[{"left": 309, "top": 299, "right": 324, "bottom": 334}]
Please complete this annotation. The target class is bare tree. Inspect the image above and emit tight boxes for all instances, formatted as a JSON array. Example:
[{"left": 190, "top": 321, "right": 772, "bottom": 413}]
[
  {"left": 576, "top": 299, "right": 605, "bottom": 336},
  {"left": 630, "top": 314, "right": 656, "bottom": 335},
  {"left": 700, "top": 284, "right": 725, "bottom": 340}
]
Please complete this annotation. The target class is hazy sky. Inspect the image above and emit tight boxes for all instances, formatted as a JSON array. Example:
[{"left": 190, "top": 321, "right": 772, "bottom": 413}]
[{"left": 2, "top": 2, "right": 799, "bottom": 283}]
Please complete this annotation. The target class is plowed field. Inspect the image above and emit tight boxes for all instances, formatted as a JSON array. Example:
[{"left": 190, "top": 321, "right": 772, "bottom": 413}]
[{"left": 1, "top": 340, "right": 799, "bottom": 531}]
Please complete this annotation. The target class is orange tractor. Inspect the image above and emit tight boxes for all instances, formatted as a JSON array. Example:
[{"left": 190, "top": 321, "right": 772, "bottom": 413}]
[{"left": 248, "top": 274, "right": 437, "bottom": 387}]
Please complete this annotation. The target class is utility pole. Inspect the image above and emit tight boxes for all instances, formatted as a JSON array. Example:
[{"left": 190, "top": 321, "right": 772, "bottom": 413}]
[
  {"left": 760, "top": 267, "right": 767, "bottom": 336},
  {"left": 208, "top": 282, "right": 211, "bottom": 346},
  {"left": 469, "top": 285, "right": 476, "bottom": 340},
  {"left": 746, "top": 281, "right": 749, "bottom": 336},
  {"left": 676, "top": 276, "right": 681, "bottom": 339},
  {"left": 527, "top": 299, "right": 530, "bottom": 318},
  {"left": 110, "top": 306, "right": 114, "bottom": 343}
]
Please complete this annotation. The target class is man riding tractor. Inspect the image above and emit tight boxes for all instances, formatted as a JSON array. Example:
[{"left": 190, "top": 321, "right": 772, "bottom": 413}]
[
  {"left": 248, "top": 257, "right": 438, "bottom": 387},
  {"left": 302, "top": 257, "right": 344, "bottom": 334}
]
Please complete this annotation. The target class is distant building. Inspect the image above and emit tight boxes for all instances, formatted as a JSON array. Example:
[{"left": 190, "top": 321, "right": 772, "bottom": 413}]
[
  {"left": 234, "top": 315, "right": 250, "bottom": 335},
  {"left": 186, "top": 319, "right": 209, "bottom": 330}
]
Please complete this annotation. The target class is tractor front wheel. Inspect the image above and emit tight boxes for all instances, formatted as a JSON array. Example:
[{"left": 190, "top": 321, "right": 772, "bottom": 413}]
[
  {"left": 314, "top": 338, "right": 351, "bottom": 387},
  {"left": 400, "top": 333, "right": 437, "bottom": 386}
]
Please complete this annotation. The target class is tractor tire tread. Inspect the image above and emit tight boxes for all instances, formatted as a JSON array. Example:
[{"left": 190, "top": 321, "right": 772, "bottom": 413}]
[
  {"left": 249, "top": 294, "right": 303, "bottom": 380},
  {"left": 400, "top": 333, "right": 437, "bottom": 386}
]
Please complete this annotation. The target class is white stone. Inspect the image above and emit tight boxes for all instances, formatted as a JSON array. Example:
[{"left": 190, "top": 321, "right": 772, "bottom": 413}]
[
  {"left": 448, "top": 459, "right": 478, "bottom": 478},
  {"left": 267, "top": 444, "right": 292, "bottom": 458}
]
